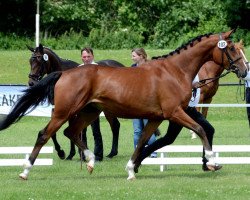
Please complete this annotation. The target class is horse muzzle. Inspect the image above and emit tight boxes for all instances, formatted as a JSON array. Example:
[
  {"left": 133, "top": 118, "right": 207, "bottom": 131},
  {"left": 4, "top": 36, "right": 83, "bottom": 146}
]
[{"left": 230, "top": 64, "right": 247, "bottom": 78}]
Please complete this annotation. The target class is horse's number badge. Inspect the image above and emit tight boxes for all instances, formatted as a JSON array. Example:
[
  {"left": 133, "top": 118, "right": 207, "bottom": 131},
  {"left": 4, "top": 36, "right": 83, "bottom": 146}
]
[
  {"left": 217, "top": 40, "right": 227, "bottom": 49},
  {"left": 43, "top": 54, "right": 49, "bottom": 61}
]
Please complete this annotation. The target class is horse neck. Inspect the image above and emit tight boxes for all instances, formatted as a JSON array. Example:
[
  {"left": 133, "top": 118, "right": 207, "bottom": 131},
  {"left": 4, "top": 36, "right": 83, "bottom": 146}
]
[
  {"left": 170, "top": 36, "right": 219, "bottom": 81},
  {"left": 60, "top": 59, "right": 79, "bottom": 71},
  {"left": 44, "top": 50, "right": 63, "bottom": 73}
]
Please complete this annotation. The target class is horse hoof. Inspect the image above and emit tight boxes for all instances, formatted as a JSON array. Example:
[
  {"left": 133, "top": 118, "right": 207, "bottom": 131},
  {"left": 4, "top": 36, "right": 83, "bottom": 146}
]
[
  {"left": 19, "top": 173, "right": 28, "bottom": 180},
  {"left": 106, "top": 152, "right": 118, "bottom": 158},
  {"left": 127, "top": 175, "right": 136, "bottom": 181},
  {"left": 134, "top": 166, "right": 139, "bottom": 173},
  {"left": 86, "top": 164, "right": 94, "bottom": 174},
  {"left": 58, "top": 150, "right": 66, "bottom": 160},
  {"left": 206, "top": 164, "right": 222, "bottom": 172},
  {"left": 66, "top": 155, "right": 73, "bottom": 160}
]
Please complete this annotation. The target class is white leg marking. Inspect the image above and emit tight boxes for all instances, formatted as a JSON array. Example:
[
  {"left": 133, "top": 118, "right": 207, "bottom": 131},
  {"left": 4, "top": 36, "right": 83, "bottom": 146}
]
[
  {"left": 125, "top": 159, "right": 136, "bottom": 180},
  {"left": 84, "top": 150, "right": 95, "bottom": 173},
  {"left": 19, "top": 159, "right": 32, "bottom": 180},
  {"left": 205, "top": 150, "right": 216, "bottom": 166}
]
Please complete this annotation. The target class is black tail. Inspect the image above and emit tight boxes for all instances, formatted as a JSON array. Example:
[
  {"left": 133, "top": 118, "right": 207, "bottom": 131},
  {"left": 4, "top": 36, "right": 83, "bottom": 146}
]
[{"left": 0, "top": 72, "right": 62, "bottom": 131}]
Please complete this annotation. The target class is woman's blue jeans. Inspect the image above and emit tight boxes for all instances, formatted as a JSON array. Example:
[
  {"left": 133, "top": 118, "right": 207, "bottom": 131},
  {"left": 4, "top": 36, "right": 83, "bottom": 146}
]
[{"left": 133, "top": 119, "right": 157, "bottom": 157}]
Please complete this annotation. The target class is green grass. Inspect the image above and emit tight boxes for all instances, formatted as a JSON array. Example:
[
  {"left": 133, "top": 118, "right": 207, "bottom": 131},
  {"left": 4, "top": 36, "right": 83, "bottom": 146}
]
[{"left": 0, "top": 48, "right": 250, "bottom": 199}]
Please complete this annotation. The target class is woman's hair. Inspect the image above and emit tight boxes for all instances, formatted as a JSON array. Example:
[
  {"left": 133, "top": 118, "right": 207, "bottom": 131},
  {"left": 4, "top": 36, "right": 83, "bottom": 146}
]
[{"left": 132, "top": 48, "right": 147, "bottom": 61}]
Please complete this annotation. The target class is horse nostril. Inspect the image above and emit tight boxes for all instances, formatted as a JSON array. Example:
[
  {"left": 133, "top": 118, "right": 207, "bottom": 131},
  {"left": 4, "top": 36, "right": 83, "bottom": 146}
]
[{"left": 29, "top": 82, "right": 34, "bottom": 87}]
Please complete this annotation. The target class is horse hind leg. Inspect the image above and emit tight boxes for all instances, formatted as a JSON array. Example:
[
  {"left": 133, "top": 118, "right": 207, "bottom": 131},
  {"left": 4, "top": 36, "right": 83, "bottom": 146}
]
[
  {"left": 104, "top": 111, "right": 120, "bottom": 158},
  {"left": 171, "top": 106, "right": 217, "bottom": 170},
  {"left": 65, "top": 128, "right": 87, "bottom": 161},
  {"left": 64, "top": 109, "right": 101, "bottom": 174},
  {"left": 20, "top": 118, "right": 66, "bottom": 180}
]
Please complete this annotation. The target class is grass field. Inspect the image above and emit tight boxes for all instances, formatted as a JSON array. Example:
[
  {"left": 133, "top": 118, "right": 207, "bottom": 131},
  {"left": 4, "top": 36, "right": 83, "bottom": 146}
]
[{"left": 0, "top": 47, "right": 250, "bottom": 200}]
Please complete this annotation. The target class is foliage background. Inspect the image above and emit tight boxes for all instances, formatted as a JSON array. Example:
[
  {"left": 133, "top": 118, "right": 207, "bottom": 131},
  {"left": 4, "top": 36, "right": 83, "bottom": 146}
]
[{"left": 0, "top": 0, "right": 250, "bottom": 49}]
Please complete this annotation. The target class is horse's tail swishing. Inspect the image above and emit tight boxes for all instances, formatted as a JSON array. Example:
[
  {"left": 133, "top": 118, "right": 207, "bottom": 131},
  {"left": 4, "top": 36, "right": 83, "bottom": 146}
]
[{"left": 0, "top": 72, "right": 62, "bottom": 131}]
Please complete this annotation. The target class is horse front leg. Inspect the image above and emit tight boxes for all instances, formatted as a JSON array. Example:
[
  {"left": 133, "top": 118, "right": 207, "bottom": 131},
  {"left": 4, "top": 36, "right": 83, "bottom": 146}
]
[
  {"left": 125, "top": 120, "right": 162, "bottom": 180},
  {"left": 202, "top": 97, "right": 213, "bottom": 118},
  {"left": 104, "top": 111, "right": 120, "bottom": 158},
  {"left": 134, "top": 121, "right": 183, "bottom": 173}
]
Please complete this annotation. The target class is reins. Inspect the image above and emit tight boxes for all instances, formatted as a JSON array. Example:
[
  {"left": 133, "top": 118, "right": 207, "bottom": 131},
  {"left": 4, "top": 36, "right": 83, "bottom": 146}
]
[{"left": 196, "top": 70, "right": 231, "bottom": 89}]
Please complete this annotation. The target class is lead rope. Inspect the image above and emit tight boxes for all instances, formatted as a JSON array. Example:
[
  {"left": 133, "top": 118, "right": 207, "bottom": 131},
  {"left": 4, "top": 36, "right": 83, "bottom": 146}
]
[
  {"left": 80, "top": 131, "right": 83, "bottom": 170},
  {"left": 236, "top": 79, "right": 245, "bottom": 102}
]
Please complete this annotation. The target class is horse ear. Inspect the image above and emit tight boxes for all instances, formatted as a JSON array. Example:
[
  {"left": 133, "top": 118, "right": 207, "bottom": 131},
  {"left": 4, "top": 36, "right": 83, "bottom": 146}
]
[
  {"left": 239, "top": 39, "right": 243, "bottom": 45},
  {"left": 227, "top": 28, "right": 236, "bottom": 38},
  {"left": 38, "top": 43, "right": 44, "bottom": 53},
  {"left": 26, "top": 45, "right": 35, "bottom": 52}
]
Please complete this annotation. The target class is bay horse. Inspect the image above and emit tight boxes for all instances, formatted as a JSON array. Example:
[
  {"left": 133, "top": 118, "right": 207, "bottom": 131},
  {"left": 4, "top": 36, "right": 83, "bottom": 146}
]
[
  {"left": 0, "top": 30, "right": 247, "bottom": 181},
  {"left": 27, "top": 44, "right": 124, "bottom": 160},
  {"left": 197, "top": 40, "right": 248, "bottom": 118}
]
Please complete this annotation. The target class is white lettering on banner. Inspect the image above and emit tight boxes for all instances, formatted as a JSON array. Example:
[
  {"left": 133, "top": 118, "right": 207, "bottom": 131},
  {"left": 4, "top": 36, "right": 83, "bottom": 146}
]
[
  {"left": 0, "top": 85, "right": 53, "bottom": 117},
  {"left": 0, "top": 85, "right": 105, "bottom": 117}
]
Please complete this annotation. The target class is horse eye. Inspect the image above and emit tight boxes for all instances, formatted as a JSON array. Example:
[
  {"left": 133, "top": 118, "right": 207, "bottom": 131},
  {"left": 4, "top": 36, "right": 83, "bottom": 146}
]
[{"left": 230, "top": 46, "right": 235, "bottom": 51}]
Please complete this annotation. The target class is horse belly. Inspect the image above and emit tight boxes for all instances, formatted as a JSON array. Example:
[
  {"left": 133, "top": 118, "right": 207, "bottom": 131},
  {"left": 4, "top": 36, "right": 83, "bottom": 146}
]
[{"left": 92, "top": 98, "right": 163, "bottom": 119}]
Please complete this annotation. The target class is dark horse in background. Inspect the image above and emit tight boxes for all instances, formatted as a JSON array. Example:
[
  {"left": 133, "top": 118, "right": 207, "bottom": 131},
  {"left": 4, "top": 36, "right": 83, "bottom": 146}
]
[
  {"left": 27, "top": 44, "right": 124, "bottom": 161},
  {"left": 0, "top": 30, "right": 247, "bottom": 181}
]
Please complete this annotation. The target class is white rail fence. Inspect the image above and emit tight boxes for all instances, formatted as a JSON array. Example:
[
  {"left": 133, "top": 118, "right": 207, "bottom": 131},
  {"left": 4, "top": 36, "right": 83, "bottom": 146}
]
[
  {"left": 0, "top": 146, "right": 53, "bottom": 166},
  {"left": 142, "top": 145, "right": 250, "bottom": 172}
]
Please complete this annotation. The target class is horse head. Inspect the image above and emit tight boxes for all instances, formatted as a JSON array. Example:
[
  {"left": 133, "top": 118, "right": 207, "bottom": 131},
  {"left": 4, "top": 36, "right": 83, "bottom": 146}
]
[
  {"left": 212, "top": 29, "right": 248, "bottom": 78},
  {"left": 27, "top": 43, "right": 51, "bottom": 86}
]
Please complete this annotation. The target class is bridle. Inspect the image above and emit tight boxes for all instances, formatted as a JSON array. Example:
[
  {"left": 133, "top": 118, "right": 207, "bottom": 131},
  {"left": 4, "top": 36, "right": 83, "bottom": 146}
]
[
  {"left": 197, "top": 34, "right": 244, "bottom": 88},
  {"left": 218, "top": 34, "right": 242, "bottom": 74},
  {"left": 28, "top": 53, "right": 49, "bottom": 82}
]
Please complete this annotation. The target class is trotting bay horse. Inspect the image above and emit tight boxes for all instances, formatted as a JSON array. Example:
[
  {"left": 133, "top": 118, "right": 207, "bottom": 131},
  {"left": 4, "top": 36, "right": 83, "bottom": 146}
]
[
  {"left": 197, "top": 40, "right": 248, "bottom": 118},
  {"left": 0, "top": 30, "right": 247, "bottom": 180},
  {"left": 27, "top": 44, "right": 124, "bottom": 160}
]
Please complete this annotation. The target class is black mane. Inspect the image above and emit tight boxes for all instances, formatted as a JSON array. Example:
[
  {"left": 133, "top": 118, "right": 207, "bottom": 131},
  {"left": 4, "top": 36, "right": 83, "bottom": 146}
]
[{"left": 152, "top": 33, "right": 213, "bottom": 60}]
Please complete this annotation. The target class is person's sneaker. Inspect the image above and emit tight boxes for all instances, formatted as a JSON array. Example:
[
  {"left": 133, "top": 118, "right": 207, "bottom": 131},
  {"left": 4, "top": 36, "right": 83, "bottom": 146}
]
[{"left": 202, "top": 164, "right": 222, "bottom": 171}]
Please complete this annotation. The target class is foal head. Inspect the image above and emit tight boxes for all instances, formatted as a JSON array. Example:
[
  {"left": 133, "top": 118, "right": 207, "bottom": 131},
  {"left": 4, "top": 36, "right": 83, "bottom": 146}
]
[{"left": 212, "top": 30, "right": 248, "bottom": 78}]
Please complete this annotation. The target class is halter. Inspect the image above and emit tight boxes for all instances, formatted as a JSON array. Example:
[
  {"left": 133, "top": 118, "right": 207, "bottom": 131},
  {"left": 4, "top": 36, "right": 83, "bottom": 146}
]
[{"left": 28, "top": 53, "right": 49, "bottom": 82}]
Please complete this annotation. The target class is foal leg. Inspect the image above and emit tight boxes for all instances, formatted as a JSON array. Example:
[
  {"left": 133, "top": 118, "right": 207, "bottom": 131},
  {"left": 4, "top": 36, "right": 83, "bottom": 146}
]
[
  {"left": 126, "top": 120, "right": 162, "bottom": 180},
  {"left": 104, "top": 111, "right": 120, "bottom": 158}
]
